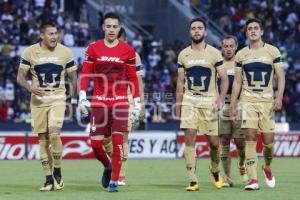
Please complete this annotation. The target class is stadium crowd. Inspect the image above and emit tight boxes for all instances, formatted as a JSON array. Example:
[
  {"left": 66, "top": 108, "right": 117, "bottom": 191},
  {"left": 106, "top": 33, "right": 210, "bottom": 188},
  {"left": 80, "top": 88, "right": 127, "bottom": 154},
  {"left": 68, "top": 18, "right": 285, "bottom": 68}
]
[{"left": 0, "top": 0, "right": 300, "bottom": 124}]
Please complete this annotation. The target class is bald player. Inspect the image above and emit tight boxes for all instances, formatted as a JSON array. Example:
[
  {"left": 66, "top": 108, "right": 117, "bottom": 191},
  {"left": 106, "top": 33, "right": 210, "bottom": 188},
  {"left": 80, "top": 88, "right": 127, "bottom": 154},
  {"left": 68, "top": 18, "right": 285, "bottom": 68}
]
[{"left": 219, "top": 35, "right": 248, "bottom": 187}]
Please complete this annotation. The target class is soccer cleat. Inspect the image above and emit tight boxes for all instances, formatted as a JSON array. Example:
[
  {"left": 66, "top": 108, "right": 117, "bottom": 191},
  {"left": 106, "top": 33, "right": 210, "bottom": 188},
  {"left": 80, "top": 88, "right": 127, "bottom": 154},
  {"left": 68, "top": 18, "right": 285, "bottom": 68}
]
[
  {"left": 222, "top": 177, "right": 234, "bottom": 187},
  {"left": 117, "top": 176, "right": 126, "bottom": 186},
  {"left": 39, "top": 181, "right": 54, "bottom": 191},
  {"left": 244, "top": 179, "right": 259, "bottom": 190},
  {"left": 262, "top": 165, "right": 275, "bottom": 188},
  {"left": 209, "top": 168, "right": 223, "bottom": 189},
  {"left": 101, "top": 164, "right": 112, "bottom": 188},
  {"left": 108, "top": 181, "right": 118, "bottom": 192},
  {"left": 239, "top": 166, "right": 249, "bottom": 183},
  {"left": 185, "top": 182, "right": 200, "bottom": 191},
  {"left": 53, "top": 176, "right": 64, "bottom": 190}
]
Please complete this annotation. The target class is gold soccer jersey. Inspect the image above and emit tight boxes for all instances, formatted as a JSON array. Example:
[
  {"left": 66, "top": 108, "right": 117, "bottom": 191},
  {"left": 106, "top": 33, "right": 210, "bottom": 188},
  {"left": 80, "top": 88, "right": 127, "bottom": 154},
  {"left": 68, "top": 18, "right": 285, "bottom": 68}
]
[
  {"left": 19, "top": 43, "right": 77, "bottom": 107},
  {"left": 178, "top": 44, "right": 224, "bottom": 108},
  {"left": 236, "top": 43, "right": 283, "bottom": 132},
  {"left": 235, "top": 43, "right": 283, "bottom": 103}
]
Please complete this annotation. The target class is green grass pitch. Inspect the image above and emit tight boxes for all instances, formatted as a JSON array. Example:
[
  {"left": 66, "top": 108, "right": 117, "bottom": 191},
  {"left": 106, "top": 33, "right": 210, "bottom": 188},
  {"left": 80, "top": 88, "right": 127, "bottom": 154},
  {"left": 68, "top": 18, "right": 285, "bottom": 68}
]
[{"left": 0, "top": 158, "right": 299, "bottom": 200}]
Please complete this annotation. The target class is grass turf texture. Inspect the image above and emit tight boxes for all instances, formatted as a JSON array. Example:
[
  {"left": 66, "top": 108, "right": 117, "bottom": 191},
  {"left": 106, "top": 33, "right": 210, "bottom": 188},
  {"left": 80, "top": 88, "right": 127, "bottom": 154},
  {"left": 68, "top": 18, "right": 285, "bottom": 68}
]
[{"left": 0, "top": 158, "right": 298, "bottom": 200}]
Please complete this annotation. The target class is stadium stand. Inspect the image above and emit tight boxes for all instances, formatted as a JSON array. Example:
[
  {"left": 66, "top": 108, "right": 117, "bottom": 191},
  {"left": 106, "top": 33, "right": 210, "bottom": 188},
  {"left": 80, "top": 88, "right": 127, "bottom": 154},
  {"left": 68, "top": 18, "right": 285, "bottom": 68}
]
[{"left": 0, "top": 0, "right": 299, "bottom": 128}]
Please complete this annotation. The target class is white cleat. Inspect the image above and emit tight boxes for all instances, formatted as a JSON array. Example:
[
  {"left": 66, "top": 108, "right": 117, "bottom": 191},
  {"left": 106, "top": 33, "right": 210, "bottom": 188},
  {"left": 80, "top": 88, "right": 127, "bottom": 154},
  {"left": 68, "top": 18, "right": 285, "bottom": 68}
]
[
  {"left": 40, "top": 182, "right": 54, "bottom": 191},
  {"left": 53, "top": 176, "right": 64, "bottom": 190},
  {"left": 244, "top": 179, "right": 259, "bottom": 190},
  {"left": 262, "top": 165, "right": 275, "bottom": 188},
  {"left": 117, "top": 177, "right": 126, "bottom": 186}
]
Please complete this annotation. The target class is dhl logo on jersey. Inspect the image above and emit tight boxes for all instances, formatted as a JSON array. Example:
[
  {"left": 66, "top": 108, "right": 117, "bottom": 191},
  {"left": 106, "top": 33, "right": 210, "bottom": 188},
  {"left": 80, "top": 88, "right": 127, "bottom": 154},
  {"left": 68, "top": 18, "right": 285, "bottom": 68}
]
[
  {"left": 97, "top": 56, "right": 123, "bottom": 63},
  {"left": 187, "top": 59, "right": 209, "bottom": 65}
]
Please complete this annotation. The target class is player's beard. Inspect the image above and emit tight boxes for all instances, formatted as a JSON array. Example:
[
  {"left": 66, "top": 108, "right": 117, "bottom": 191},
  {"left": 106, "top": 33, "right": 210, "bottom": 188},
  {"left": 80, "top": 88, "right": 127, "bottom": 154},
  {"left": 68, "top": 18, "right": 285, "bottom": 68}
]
[{"left": 191, "top": 35, "right": 204, "bottom": 44}]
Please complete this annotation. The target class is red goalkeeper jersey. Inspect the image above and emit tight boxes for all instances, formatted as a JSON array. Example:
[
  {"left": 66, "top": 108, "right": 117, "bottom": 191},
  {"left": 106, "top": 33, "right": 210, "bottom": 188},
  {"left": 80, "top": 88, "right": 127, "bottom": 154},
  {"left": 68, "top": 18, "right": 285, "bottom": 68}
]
[{"left": 80, "top": 40, "right": 140, "bottom": 107}]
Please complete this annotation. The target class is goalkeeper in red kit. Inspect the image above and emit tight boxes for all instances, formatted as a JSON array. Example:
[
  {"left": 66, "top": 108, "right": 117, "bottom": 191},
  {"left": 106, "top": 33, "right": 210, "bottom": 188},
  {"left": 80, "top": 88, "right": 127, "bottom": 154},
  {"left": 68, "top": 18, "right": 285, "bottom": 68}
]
[{"left": 79, "top": 12, "right": 141, "bottom": 192}]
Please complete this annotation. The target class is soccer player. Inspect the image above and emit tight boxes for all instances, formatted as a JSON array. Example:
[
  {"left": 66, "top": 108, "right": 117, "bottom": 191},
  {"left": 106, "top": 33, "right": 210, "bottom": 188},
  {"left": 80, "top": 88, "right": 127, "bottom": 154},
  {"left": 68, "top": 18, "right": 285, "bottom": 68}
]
[
  {"left": 79, "top": 12, "right": 141, "bottom": 192},
  {"left": 176, "top": 18, "right": 229, "bottom": 191},
  {"left": 17, "top": 21, "right": 78, "bottom": 191},
  {"left": 219, "top": 35, "right": 248, "bottom": 187},
  {"left": 102, "top": 27, "right": 145, "bottom": 186},
  {"left": 230, "top": 18, "right": 285, "bottom": 190}
]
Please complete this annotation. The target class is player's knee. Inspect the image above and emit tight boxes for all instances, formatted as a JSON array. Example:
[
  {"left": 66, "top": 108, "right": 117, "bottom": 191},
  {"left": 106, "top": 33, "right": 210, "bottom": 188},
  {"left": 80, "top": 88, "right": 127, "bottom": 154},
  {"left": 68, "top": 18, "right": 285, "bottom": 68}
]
[
  {"left": 235, "top": 139, "right": 245, "bottom": 150},
  {"left": 90, "top": 139, "right": 104, "bottom": 149},
  {"left": 210, "top": 142, "right": 219, "bottom": 150},
  {"left": 263, "top": 142, "right": 274, "bottom": 149},
  {"left": 221, "top": 135, "right": 231, "bottom": 146},
  {"left": 49, "top": 133, "right": 60, "bottom": 141},
  {"left": 49, "top": 133, "right": 62, "bottom": 150}
]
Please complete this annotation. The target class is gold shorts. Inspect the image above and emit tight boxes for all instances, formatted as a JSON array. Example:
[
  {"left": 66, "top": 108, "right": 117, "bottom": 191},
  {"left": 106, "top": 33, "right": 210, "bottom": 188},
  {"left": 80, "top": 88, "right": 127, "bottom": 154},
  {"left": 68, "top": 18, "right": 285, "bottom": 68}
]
[
  {"left": 241, "top": 102, "right": 275, "bottom": 133},
  {"left": 31, "top": 103, "right": 66, "bottom": 134},
  {"left": 180, "top": 105, "right": 218, "bottom": 136},
  {"left": 219, "top": 107, "right": 244, "bottom": 138}
]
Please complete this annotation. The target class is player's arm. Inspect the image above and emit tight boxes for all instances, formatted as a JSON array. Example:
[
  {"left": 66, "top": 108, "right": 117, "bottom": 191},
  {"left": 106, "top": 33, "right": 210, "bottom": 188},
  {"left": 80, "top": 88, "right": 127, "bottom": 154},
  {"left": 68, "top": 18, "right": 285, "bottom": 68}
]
[
  {"left": 273, "top": 54, "right": 286, "bottom": 111},
  {"left": 175, "top": 68, "right": 184, "bottom": 119},
  {"left": 136, "top": 53, "right": 145, "bottom": 121},
  {"left": 137, "top": 74, "right": 145, "bottom": 120},
  {"left": 79, "top": 45, "right": 95, "bottom": 116},
  {"left": 17, "top": 53, "right": 44, "bottom": 96},
  {"left": 68, "top": 70, "right": 78, "bottom": 103},
  {"left": 216, "top": 65, "right": 228, "bottom": 111},
  {"left": 230, "top": 62, "right": 242, "bottom": 123},
  {"left": 65, "top": 50, "right": 78, "bottom": 104},
  {"left": 126, "top": 49, "right": 141, "bottom": 124}
]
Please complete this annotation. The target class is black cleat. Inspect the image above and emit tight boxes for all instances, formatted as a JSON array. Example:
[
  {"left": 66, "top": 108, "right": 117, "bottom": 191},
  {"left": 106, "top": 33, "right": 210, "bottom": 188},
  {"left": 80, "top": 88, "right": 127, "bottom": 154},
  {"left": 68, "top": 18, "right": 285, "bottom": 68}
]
[{"left": 101, "top": 163, "right": 112, "bottom": 188}]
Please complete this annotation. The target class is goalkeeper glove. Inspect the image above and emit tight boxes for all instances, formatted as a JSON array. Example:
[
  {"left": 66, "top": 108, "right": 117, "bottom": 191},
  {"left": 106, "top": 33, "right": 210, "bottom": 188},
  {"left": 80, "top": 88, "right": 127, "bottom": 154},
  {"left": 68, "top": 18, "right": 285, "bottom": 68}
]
[
  {"left": 131, "top": 97, "right": 141, "bottom": 127},
  {"left": 79, "top": 90, "right": 90, "bottom": 118}
]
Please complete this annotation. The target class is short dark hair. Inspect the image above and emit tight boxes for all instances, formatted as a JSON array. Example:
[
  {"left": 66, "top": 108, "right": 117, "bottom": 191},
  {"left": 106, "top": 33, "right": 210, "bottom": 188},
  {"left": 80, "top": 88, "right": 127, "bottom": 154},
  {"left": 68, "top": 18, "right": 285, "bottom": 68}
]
[
  {"left": 222, "top": 35, "right": 238, "bottom": 46},
  {"left": 40, "top": 21, "right": 57, "bottom": 33},
  {"left": 118, "top": 27, "right": 126, "bottom": 40},
  {"left": 103, "top": 12, "right": 121, "bottom": 24},
  {"left": 246, "top": 18, "right": 263, "bottom": 30},
  {"left": 189, "top": 18, "right": 206, "bottom": 30}
]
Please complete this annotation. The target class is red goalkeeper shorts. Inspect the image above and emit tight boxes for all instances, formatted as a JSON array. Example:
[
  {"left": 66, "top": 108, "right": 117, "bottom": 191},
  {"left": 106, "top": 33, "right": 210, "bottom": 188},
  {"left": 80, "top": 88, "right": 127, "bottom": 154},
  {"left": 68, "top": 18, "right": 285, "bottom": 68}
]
[{"left": 89, "top": 104, "right": 129, "bottom": 137}]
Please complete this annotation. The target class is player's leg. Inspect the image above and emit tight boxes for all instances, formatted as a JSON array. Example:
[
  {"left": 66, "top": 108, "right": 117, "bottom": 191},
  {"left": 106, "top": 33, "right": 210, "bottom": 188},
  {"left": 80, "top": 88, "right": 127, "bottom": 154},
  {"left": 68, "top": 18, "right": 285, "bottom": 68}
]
[
  {"left": 118, "top": 102, "right": 133, "bottom": 186},
  {"left": 219, "top": 113, "right": 233, "bottom": 187},
  {"left": 220, "top": 133, "right": 233, "bottom": 187},
  {"left": 203, "top": 107, "right": 222, "bottom": 189},
  {"left": 32, "top": 106, "right": 54, "bottom": 191},
  {"left": 206, "top": 135, "right": 222, "bottom": 189},
  {"left": 38, "top": 132, "right": 55, "bottom": 191},
  {"left": 184, "top": 128, "right": 199, "bottom": 191},
  {"left": 244, "top": 128, "right": 259, "bottom": 190},
  {"left": 259, "top": 102, "right": 276, "bottom": 188},
  {"left": 233, "top": 121, "right": 248, "bottom": 183},
  {"left": 233, "top": 137, "right": 247, "bottom": 183},
  {"left": 89, "top": 106, "right": 112, "bottom": 188},
  {"left": 108, "top": 104, "right": 129, "bottom": 192},
  {"left": 241, "top": 102, "right": 259, "bottom": 190},
  {"left": 180, "top": 105, "right": 199, "bottom": 191},
  {"left": 118, "top": 132, "right": 129, "bottom": 186},
  {"left": 103, "top": 136, "right": 113, "bottom": 157},
  {"left": 48, "top": 103, "right": 66, "bottom": 190}
]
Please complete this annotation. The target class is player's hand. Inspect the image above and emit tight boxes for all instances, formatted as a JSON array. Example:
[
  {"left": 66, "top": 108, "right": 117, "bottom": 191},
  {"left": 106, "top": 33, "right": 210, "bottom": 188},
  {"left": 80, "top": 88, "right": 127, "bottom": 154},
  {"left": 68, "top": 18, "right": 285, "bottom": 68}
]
[
  {"left": 175, "top": 104, "right": 181, "bottom": 120},
  {"left": 230, "top": 105, "right": 237, "bottom": 127},
  {"left": 132, "top": 97, "right": 141, "bottom": 123},
  {"left": 79, "top": 91, "right": 90, "bottom": 118},
  {"left": 215, "top": 95, "right": 224, "bottom": 111},
  {"left": 30, "top": 85, "right": 44, "bottom": 96},
  {"left": 273, "top": 97, "right": 283, "bottom": 111}
]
